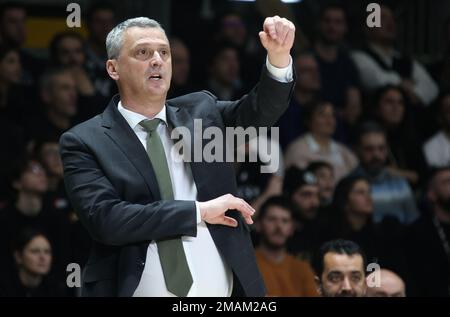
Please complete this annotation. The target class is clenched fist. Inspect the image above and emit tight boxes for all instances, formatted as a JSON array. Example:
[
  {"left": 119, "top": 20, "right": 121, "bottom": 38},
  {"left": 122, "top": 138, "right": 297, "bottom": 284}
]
[
  {"left": 259, "top": 15, "right": 296, "bottom": 68},
  {"left": 198, "top": 194, "right": 255, "bottom": 227}
]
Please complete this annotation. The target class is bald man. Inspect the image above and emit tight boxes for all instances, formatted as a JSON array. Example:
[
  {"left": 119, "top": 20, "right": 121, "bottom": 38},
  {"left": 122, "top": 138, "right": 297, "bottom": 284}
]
[{"left": 366, "top": 269, "right": 406, "bottom": 297}]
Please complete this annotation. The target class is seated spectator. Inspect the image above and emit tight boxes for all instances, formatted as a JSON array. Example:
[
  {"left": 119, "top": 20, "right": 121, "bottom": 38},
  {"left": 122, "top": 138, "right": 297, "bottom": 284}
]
[
  {"left": 324, "top": 175, "right": 407, "bottom": 275},
  {"left": 312, "top": 239, "right": 367, "bottom": 297},
  {"left": 206, "top": 42, "right": 244, "bottom": 100},
  {"left": 366, "top": 269, "right": 406, "bottom": 297},
  {"left": 25, "top": 67, "right": 78, "bottom": 141},
  {"left": 214, "top": 11, "right": 263, "bottom": 86},
  {"left": 34, "top": 136, "right": 91, "bottom": 267},
  {"left": 49, "top": 32, "right": 93, "bottom": 96},
  {"left": 167, "top": 38, "right": 194, "bottom": 98},
  {"left": 0, "top": 228, "right": 67, "bottom": 296},
  {"left": 313, "top": 3, "right": 360, "bottom": 111},
  {"left": 293, "top": 2, "right": 365, "bottom": 145},
  {"left": 352, "top": 5, "right": 438, "bottom": 106},
  {"left": 306, "top": 161, "right": 335, "bottom": 208},
  {"left": 429, "top": 17, "right": 450, "bottom": 92},
  {"left": 285, "top": 100, "right": 358, "bottom": 181},
  {"left": 373, "top": 85, "right": 427, "bottom": 186},
  {"left": 351, "top": 122, "right": 419, "bottom": 224},
  {"left": 423, "top": 92, "right": 450, "bottom": 167},
  {"left": 49, "top": 32, "right": 107, "bottom": 121},
  {"left": 0, "top": 2, "right": 46, "bottom": 87},
  {"left": 283, "top": 166, "right": 322, "bottom": 260},
  {"left": 254, "top": 196, "right": 318, "bottom": 297},
  {"left": 0, "top": 45, "right": 33, "bottom": 125},
  {"left": 33, "top": 136, "right": 72, "bottom": 217},
  {"left": 0, "top": 157, "right": 70, "bottom": 278},
  {"left": 84, "top": 1, "right": 116, "bottom": 99},
  {"left": 405, "top": 166, "right": 450, "bottom": 296},
  {"left": 276, "top": 52, "right": 320, "bottom": 149}
]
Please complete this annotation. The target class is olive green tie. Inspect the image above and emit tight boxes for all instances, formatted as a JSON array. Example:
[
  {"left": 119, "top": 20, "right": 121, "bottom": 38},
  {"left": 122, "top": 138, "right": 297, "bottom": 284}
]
[{"left": 139, "top": 118, "right": 193, "bottom": 297}]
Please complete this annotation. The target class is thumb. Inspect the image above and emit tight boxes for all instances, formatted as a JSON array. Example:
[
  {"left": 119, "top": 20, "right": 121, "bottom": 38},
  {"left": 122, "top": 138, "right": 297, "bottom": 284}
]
[
  {"left": 259, "top": 31, "right": 270, "bottom": 49},
  {"left": 220, "top": 216, "right": 238, "bottom": 228}
]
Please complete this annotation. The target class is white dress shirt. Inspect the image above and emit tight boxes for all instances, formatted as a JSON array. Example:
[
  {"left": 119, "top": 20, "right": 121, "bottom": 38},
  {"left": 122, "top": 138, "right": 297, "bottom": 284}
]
[
  {"left": 351, "top": 44, "right": 438, "bottom": 105},
  {"left": 118, "top": 57, "right": 293, "bottom": 297}
]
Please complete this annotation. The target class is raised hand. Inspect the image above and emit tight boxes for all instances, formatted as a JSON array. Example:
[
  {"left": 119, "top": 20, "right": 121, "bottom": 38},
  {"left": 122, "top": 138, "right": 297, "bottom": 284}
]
[{"left": 259, "top": 15, "right": 296, "bottom": 68}]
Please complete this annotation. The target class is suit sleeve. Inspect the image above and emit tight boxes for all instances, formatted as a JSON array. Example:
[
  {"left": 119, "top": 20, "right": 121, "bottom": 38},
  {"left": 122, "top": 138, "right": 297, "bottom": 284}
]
[
  {"left": 60, "top": 130, "right": 197, "bottom": 247},
  {"left": 215, "top": 65, "right": 295, "bottom": 129}
]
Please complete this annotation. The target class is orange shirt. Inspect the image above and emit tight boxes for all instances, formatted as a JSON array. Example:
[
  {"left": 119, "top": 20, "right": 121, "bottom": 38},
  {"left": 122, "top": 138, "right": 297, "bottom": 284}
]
[{"left": 255, "top": 249, "right": 319, "bottom": 297}]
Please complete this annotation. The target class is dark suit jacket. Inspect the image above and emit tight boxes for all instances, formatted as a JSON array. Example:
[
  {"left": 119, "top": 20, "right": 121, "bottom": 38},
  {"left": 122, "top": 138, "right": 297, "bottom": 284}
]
[{"left": 60, "top": 66, "right": 294, "bottom": 297}]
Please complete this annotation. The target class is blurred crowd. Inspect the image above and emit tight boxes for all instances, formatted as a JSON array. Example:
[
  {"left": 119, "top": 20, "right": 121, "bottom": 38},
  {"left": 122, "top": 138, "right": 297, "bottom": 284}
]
[{"left": 0, "top": 1, "right": 449, "bottom": 297}]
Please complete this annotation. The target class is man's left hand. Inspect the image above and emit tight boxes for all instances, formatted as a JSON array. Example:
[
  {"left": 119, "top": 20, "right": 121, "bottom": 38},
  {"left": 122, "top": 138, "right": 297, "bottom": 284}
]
[{"left": 259, "top": 16, "right": 296, "bottom": 68}]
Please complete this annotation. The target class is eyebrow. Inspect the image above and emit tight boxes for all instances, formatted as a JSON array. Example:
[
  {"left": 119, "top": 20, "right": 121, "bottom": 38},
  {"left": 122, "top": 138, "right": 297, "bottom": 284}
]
[
  {"left": 328, "top": 271, "right": 343, "bottom": 276},
  {"left": 350, "top": 271, "right": 363, "bottom": 275},
  {"left": 132, "top": 42, "right": 170, "bottom": 50}
]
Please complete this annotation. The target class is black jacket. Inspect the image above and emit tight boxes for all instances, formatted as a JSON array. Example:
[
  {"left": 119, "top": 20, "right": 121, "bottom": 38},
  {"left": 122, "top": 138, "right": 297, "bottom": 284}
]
[{"left": 60, "top": 66, "right": 295, "bottom": 297}]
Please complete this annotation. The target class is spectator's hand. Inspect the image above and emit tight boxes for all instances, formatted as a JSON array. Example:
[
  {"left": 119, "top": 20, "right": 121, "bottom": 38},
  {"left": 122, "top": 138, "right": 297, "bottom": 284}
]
[
  {"left": 259, "top": 16, "right": 295, "bottom": 68},
  {"left": 198, "top": 194, "right": 255, "bottom": 227},
  {"left": 70, "top": 66, "right": 95, "bottom": 96}
]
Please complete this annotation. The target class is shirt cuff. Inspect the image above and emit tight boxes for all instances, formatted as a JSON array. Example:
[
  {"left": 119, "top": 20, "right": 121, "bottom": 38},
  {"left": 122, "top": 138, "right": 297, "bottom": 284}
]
[
  {"left": 265, "top": 55, "right": 294, "bottom": 83},
  {"left": 195, "top": 201, "right": 202, "bottom": 224}
]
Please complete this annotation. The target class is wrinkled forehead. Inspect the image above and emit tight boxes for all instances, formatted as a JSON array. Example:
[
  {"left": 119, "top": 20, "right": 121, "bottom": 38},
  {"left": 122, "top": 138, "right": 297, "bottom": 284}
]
[{"left": 122, "top": 26, "right": 169, "bottom": 49}]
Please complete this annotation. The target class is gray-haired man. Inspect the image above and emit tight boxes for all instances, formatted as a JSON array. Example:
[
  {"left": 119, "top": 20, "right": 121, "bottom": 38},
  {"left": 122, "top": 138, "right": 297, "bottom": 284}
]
[{"left": 60, "top": 16, "right": 296, "bottom": 297}]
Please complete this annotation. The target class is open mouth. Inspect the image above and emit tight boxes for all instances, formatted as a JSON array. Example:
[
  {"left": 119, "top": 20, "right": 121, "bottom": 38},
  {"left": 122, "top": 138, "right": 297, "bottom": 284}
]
[{"left": 149, "top": 74, "right": 162, "bottom": 80}]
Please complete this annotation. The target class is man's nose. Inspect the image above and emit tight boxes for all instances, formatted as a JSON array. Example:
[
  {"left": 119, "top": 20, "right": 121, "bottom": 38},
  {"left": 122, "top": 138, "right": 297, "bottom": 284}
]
[
  {"left": 150, "top": 51, "right": 163, "bottom": 67},
  {"left": 341, "top": 277, "right": 352, "bottom": 290}
]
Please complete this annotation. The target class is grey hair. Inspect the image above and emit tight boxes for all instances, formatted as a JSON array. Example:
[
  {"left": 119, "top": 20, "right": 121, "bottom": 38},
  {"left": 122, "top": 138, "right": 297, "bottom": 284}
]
[{"left": 105, "top": 17, "right": 166, "bottom": 59}]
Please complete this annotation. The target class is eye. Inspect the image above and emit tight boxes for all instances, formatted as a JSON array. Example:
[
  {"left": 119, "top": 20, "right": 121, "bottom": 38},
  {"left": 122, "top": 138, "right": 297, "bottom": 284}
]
[
  {"left": 330, "top": 276, "right": 340, "bottom": 282},
  {"left": 160, "top": 49, "right": 168, "bottom": 56},
  {"left": 328, "top": 273, "right": 342, "bottom": 283},
  {"left": 136, "top": 48, "right": 150, "bottom": 59},
  {"left": 351, "top": 274, "right": 362, "bottom": 282}
]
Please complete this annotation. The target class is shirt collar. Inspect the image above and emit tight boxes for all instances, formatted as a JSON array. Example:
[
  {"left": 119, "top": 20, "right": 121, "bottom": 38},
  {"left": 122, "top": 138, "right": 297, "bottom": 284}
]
[
  {"left": 305, "top": 133, "right": 338, "bottom": 153},
  {"left": 117, "top": 101, "right": 168, "bottom": 131},
  {"left": 369, "top": 43, "right": 399, "bottom": 65}
]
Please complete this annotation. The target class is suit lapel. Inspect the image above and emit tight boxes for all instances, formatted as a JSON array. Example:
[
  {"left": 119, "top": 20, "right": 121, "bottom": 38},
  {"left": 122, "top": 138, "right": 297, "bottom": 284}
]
[
  {"left": 101, "top": 95, "right": 161, "bottom": 200},
  {"left": 166, "top": 102, "right": 211, "bottom": 201}
]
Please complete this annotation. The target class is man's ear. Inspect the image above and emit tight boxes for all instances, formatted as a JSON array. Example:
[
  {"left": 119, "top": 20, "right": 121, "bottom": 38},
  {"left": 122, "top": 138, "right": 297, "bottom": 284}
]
[
  {"left": 106, "top": 59, "right": 119, "bottom": 81},
  {"left": 314, "top": 276, "right": 322, "bottom": 296}
]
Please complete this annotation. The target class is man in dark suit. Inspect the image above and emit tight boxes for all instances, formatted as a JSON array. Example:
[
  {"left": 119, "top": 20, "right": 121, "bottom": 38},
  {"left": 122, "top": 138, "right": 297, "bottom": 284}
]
[{"left": 60, "top": 15, "right": 296, "bottom": 297}]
